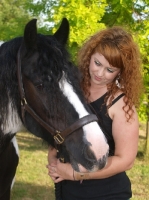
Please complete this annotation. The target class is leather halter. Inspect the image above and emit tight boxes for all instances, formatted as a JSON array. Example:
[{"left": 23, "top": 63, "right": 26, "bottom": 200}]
[{"left": 17, "top": 48, "right": 98, "bottom": 145}]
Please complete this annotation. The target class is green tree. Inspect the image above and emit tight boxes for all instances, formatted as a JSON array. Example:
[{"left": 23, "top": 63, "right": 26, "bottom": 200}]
[
  {"left": 29, "top": 0, "right": 149, "bottom": 62},
  {"left": 28, "top": 0, "right": 108, "bottom": 55},
  {"left": 0, "top": 0, "right": 31, "bottom": 41}
]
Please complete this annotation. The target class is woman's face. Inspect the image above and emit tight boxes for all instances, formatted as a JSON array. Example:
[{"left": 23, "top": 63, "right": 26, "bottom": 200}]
[{"left": 89, "top": 52, "right": 120, "bottom": 87}]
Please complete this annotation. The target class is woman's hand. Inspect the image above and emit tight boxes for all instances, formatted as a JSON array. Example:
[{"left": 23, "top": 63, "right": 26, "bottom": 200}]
[
  {"left": 47, "top": 159, "right": 74, "bottom": 183},
  {"left": 47, "top": 147, "right": 57, "bottom": 165}
]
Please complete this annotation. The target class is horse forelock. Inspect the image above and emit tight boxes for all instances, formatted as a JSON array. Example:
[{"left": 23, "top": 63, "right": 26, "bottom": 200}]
[{"left": 37, "top": 34, "right": 69, "bottom": 75}]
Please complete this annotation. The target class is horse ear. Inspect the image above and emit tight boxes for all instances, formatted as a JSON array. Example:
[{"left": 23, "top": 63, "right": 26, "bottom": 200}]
[
  {"left": 54, "top": 18, "right": 69, "bottom": 45},
  {"left": 23, "top": 19, "right": 37, "bottom": 50}
]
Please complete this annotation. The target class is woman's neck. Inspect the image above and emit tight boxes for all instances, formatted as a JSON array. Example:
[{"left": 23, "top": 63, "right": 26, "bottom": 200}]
[{"left": 89, "top": 83, "right": 107, "bottom": 102}]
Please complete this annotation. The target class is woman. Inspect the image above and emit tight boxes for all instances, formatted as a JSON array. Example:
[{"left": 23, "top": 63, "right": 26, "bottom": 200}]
[{"left": 47, "top": 26, "right": 143, "bottom": 199}]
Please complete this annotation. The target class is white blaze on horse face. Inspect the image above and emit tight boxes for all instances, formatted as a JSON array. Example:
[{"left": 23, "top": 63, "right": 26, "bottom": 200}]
[
  {"left": 59, "top": 74, "right": 109, "bottom": 167},
  {"left": 1, "top": 101, "right": 25, "bottom": 134}
]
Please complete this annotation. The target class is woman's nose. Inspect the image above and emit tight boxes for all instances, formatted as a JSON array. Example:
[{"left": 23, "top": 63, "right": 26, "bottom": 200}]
[{"left": 97, "top": 68, "right": 104, "bottom": 76}]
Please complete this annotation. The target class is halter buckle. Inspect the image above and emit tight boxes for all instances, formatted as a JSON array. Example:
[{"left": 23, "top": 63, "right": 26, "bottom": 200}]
[
  {"left": 54, "top": 131, "right": 64, "bottom": 144},
  {"left": 21, "top": 98, "right": 27, "bottom": 106}
]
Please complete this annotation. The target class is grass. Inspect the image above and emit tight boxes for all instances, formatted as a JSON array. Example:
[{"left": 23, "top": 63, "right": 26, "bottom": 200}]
[
  {"left": 11, "top": 127, "right": 149, "bottom": 200},
  {"left": 127, "top": 123, "right": 149, "bottom": 200},
  {"left": 127, "top": 140, "right": 149, "bottom": 199}
]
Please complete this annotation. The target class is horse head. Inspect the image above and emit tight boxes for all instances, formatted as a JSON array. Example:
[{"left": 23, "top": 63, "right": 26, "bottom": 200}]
[{"left": 17, "top": 19, "right": 109, "bottom": 172}]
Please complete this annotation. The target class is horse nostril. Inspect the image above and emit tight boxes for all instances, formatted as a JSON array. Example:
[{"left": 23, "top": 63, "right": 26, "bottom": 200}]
[
  {"left": 83, "top": 144, "right": 96, "bottom": 159},
  {"left": 98, "top": 154, "right": 108, "bottom": 169}
]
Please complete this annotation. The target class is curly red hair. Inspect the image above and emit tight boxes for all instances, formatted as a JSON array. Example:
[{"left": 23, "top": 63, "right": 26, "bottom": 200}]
[{"left": 77, "top": 26, "right": 143, "bottom": 121}]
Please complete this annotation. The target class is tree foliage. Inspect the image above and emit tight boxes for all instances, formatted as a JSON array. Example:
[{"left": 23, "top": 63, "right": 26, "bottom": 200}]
[
  {"left": 28, "top": 0, "right": 108, "bottom": 55},
  {"left": 0, "top": 0, "right": 31, "bottom": 41}
]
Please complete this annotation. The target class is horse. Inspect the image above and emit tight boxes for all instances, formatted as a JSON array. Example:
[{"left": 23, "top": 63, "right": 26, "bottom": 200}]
[{"left": 0, "top": 18, "right": 109, "bottom": 200}]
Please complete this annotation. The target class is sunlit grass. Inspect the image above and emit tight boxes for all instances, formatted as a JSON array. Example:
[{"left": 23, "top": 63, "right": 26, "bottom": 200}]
[
  {"left": 127, "top": 131, "right": 149, "bottom": 200},
  {"left": 11, "top": 128, "right": 149, "bottom": 200}
]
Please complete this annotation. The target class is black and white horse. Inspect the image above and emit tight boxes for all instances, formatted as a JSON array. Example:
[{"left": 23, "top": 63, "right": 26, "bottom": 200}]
[{"left": 0, "top": 18, "right": 109, "bottom": 200}]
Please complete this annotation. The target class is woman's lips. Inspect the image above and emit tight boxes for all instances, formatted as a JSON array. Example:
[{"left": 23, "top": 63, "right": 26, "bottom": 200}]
[{"left": 94, "top": 75, "right": 102, "bottom": 81}]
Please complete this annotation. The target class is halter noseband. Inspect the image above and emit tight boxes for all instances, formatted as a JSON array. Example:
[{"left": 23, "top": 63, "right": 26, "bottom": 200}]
[{"left": 17, "top": 48, "right": 98, "bottom": 145}]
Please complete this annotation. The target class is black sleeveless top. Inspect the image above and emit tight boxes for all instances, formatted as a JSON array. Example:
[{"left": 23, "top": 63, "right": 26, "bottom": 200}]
[{"left": 61, "top": 93, "right": 132, "bottom": 200}]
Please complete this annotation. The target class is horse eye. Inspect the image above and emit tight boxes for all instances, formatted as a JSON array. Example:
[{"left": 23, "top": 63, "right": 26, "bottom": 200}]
[{"left": 35, "top": 83, "right": 43, "bottom": 90}]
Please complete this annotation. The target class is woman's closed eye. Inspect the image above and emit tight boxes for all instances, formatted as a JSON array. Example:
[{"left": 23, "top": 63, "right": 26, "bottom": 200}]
[
  {"left": 94, "top": 58, "right": 117, "bottom": 73},
  {"left": 94, "top": 60, "right": 102, "bottom": 66},
  {"left": 107, "top": 68, "right": 114, "bottom": 73}
]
